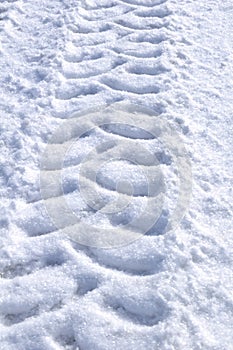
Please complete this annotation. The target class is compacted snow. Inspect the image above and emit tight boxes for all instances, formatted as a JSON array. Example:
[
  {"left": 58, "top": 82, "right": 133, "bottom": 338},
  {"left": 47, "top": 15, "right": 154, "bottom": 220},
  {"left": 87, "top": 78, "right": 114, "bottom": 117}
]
[{"left": 0, "top": 0, "right": 233, "bottom": 349}]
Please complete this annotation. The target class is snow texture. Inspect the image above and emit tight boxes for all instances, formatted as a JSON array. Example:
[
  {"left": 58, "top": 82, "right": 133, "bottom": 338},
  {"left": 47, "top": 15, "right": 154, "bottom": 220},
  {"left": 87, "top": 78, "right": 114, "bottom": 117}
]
[{"left": 0, "top": 0, "right": 233, "bottom": 349}]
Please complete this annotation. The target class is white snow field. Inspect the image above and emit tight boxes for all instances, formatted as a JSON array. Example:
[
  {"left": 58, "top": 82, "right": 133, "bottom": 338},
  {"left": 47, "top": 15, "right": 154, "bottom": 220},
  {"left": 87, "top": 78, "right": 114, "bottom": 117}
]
[{"left": 0, "top": 0, "right": 233, "bottom": 349}]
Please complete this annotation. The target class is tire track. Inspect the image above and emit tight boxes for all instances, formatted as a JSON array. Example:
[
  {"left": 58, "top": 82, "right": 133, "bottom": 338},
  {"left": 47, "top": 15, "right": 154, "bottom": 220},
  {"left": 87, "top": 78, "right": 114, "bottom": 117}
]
[{"left": 47, "top": 1, "right": 177, "bottom": 339}]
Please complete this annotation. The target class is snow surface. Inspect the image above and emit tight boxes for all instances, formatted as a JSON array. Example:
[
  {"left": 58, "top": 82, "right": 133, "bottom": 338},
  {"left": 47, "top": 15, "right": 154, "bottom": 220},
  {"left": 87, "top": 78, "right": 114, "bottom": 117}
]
[{"left": 0, "top": 0, "right": 233, "bottom": 349}]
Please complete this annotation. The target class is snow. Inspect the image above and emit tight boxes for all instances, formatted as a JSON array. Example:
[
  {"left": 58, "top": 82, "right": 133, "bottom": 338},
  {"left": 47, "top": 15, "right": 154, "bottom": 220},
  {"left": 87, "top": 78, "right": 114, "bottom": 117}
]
[{"left": 0, "top": 0, "right": 233, "bottom": 349}]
